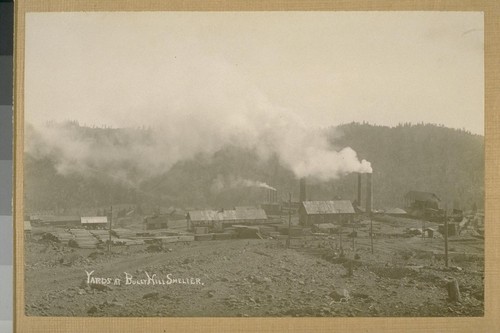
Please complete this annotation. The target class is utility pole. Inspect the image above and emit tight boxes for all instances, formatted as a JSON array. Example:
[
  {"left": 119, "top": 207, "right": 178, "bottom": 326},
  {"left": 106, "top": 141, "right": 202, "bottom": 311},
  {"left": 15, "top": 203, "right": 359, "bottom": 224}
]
[
  {"left": 287, "top": 192, "right": 291, "bottom": 249},
  {"left": 444, "top": 207, "right": 449, "bottom": 267},
  {"left": 370, "top": 214, "right": 374, "bottom": 254},
  {"left": 339, "top": 228, "right": 343, "bottom": 251},
  {"left": 352, "top": 225, "right": 355, "bottom": 251},
  {"left": 108, "top": 205, "right": 112, "bottom": 253},
  {"left": 339, "top": 211, "right": 343, "bottom": 252}
]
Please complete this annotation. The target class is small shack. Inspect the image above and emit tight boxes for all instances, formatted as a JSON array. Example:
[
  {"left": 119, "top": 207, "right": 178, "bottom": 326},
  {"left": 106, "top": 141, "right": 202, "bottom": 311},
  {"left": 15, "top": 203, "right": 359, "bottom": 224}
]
[
  {"left": 144, "top": 214, "right": 168, "bottom": 230},
  {"left": 24, "top": 221, "right": 32, "bottom": 240},
  {"left": 299, "top": 200, "right": 355, "bottom": 226},
  {"left": 81, "top": 216, "right": 108, "bottom": 229}
]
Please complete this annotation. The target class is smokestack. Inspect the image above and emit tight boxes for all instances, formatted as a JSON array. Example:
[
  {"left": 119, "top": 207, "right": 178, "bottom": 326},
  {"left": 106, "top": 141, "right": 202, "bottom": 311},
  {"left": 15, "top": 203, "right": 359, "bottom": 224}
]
[
  {"left": 357, "top": 173, "right": 362, "bottom": 205},
  {"left": 366, "top": 173, "right": 372, "bottom": 215},
  {"left": 299, "top": 178, "right": 306, "bottom": 202},
  {"left": 269, "top": 188, "right": 277, "bottom": 203}
]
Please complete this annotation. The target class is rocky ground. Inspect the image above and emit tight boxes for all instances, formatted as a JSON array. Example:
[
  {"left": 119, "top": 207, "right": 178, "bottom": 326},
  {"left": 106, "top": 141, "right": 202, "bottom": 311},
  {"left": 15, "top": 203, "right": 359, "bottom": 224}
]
[{"left": 24, "top": 219, "right": 484, "bottom": 317}]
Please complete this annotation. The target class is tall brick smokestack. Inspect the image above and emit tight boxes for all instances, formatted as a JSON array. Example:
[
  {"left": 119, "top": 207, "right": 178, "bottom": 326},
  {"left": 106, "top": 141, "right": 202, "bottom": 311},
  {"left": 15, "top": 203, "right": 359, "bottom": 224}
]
[
  {"left": 299, "top": 178, "right": 306, "bottom": 202},
  {"left": 366, "top": 172, "right": 372, "bottom": 215},
  {"left": 357, "top": 173, "right": 362, "bottom": 205}
]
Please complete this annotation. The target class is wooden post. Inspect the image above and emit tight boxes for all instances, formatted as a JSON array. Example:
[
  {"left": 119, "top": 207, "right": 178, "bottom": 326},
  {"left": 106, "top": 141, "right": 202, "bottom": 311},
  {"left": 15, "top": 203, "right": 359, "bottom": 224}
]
[
  {"left": 287, "top": 193, "right": 291, "bottom": 249},
  {"left": 357, "top": 173, "right": 361, "bottom": 205},
  {"left": 422, "top": 219, "right": 425, "bottom": 239},
  {"left": 444, "top": 208, "right": 449, "bottom": 267},
  {"left": 446, "top": 278, "right": 461, "bottom": 302},
  {"left": 339, "top": 227, "right": 343, "bottom": 251}
]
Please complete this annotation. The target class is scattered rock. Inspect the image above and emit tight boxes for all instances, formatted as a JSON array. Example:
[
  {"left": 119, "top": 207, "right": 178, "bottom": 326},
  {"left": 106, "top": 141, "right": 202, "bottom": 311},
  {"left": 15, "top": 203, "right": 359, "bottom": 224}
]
[
  {"left": 143, "top": 292, "right": 159, "bottom": 299},
  {"left": 329, "top": 288, "right": 349, "bottom": 302},
  {"left": 87, "top": 305, "right": 98, "bottom": 314}
]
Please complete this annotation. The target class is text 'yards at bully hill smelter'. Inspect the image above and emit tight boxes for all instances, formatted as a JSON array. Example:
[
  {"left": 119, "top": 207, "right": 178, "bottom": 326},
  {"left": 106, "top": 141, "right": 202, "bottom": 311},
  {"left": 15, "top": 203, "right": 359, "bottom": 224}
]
[{"left": 85, "top": 270, "right": 205, "bottom": 286}]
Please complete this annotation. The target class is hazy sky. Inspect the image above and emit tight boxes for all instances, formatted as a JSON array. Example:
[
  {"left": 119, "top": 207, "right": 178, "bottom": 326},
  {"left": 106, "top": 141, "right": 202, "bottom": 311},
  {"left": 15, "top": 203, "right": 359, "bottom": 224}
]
[{"left": 25, "top": 11, "right": 484, "bottom": 134}]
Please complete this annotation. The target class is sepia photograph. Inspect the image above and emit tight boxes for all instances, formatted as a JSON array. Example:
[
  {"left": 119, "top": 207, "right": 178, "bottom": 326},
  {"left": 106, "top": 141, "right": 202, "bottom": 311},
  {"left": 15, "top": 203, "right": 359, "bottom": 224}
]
[{"left": 20, "top": 10, "right": 485, "bottom": 320}]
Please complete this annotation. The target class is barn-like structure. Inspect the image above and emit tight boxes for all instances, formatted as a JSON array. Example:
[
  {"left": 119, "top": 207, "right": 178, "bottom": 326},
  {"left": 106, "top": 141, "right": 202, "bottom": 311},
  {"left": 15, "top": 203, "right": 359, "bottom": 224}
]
[{"left": 299, "top": 200, "right": 355, "bottom": 226}]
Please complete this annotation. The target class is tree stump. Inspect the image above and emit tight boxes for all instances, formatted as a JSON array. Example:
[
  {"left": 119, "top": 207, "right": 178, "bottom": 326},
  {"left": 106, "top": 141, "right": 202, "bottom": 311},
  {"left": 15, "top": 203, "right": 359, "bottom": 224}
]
[{"left": 446, "top": 278, "right": 462, "bottom": 303}]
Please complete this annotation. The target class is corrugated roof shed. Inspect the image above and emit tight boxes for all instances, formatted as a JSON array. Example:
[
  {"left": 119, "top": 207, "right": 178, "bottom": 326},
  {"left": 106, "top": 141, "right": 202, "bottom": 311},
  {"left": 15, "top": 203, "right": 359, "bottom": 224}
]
[
  {"left": 81, "top": 216, "right": 108, "bottom": 224},
  {"left": 404, "top": 191, "right": 440, "bottom": 202},
  {"left": 302, "top": 201, "right": 355, "bottom": 215},
  {"left": 32, "top": 215, "right": 81, "bottom": 222},
  {"left": 188, "top": 210, "right": 225, "bottom": 222},
  {"left": 188, "top": 207, "right": 267, "bottom": 222}
]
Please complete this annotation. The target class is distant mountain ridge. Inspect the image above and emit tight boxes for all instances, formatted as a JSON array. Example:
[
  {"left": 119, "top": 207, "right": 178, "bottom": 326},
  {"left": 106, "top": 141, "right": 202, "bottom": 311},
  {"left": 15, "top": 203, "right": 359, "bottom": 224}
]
[{"left": 24, "top": 122, "right": 484, "bottom": 215}]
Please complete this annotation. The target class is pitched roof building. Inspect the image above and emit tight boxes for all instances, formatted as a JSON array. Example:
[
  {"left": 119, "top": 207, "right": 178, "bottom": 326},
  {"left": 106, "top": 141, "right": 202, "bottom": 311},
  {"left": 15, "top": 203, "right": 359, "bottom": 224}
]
[
  {"left": 187, "top": 207, "right": 267, "bottom": 231},
  {"left": 299, "top": 200, "right": 355, "bottom": 226}
]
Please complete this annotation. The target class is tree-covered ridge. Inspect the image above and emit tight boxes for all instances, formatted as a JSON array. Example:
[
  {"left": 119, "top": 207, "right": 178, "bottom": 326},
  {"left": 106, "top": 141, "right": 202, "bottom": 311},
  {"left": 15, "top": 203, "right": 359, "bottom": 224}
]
[{"left": 24, "top": 122, "right": 484, "bottom": 215}]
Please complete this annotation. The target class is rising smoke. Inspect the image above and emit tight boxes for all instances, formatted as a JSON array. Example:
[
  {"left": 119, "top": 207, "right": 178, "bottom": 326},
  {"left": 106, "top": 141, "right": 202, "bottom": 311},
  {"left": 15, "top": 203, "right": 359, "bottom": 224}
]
[
  {"left": 25, "top": 52, "right": 372, "bottom": 186},
  {"left": 25, "top": 113, "right": 372, "bottom": 188},
  {"left": 211, "top": 175, "right": 276, "bottom": 194}
]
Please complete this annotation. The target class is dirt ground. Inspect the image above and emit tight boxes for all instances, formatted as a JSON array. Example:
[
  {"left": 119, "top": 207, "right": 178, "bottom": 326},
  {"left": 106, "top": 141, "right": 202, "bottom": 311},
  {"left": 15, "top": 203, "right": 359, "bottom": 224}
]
[{"left": 24, "top": 218, "right": 484, "bottom": 317}]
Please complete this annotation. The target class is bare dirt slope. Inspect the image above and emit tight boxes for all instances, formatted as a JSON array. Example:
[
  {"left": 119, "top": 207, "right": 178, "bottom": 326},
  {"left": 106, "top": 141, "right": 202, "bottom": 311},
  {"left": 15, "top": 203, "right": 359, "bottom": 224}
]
[{"left": 24, "top": 224, "right": 484, "bottom": 317}]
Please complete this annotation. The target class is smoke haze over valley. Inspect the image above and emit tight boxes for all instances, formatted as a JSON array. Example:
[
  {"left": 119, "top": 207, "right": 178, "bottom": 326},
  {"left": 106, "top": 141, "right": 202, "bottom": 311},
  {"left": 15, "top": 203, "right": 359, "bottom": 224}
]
[{"left": 23, "top": 11, "right": 483, "bottom": 213}]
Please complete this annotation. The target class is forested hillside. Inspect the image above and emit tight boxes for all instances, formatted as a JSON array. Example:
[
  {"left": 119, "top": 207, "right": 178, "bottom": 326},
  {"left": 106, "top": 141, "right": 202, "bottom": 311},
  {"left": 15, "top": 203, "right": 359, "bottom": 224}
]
[{"left": 24, "top": 122, "right": 483, "bottom": 215}]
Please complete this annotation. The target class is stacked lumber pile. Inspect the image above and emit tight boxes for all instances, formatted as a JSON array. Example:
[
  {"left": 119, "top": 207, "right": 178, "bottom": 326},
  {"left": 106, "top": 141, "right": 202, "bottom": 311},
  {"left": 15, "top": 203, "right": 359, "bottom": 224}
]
[
  {"left": 69, "top": 229, "right": 99, "bottom": 249},
  {"left": 89, "top": 230, "right": 113, "bottom": 241},
  {"left": 111, "top": 228, "right": 136, "bottom": 239},
  {"left": 194, "top": 234, "right": 213, "bottom": 241},
  {"left": 42, "top": 230, "right": 74, "bottom": 244},
  {"left": 112, "top": 238, "right": 144, "bottom": 246},
  {"left": 160, "top": 235, "right": 195, "bottom": 245}
]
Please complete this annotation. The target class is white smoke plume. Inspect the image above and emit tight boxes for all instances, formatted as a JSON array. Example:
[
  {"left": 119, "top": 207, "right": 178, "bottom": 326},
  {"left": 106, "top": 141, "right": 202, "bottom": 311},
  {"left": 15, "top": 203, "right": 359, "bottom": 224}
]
[
  {"left": 211, "top": 175, "right": 276, "bottom": 193},
  {"left": 25, "top": 52, "right": 372, "bottom": 185}
]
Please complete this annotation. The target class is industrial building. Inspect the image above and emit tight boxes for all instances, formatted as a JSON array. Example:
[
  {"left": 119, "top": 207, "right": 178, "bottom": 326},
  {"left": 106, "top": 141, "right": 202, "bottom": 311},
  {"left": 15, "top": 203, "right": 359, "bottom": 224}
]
[
  {"left": 143, "top": 214, "right": 169, "bottom": 230},
  {"left": 81, "top": 216, "right": 108, "bottom": 229},
  {"left": 261, "top": 188, "right": 282, "bottom": 215},
  {"left": 404, "top": 190, "right": 444, "bottom": 221},
  {"left": 29, "top": 215, "right": 81, "bottom": 227},
  {"left": 298, "top": 200, "right": 356, "bottom": 226},
  {"left": 187, "top": 206, "right": 268, "bottom": 232},
  {"left": 404, "top": 191, "right": 440, "bottom": 210}
]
